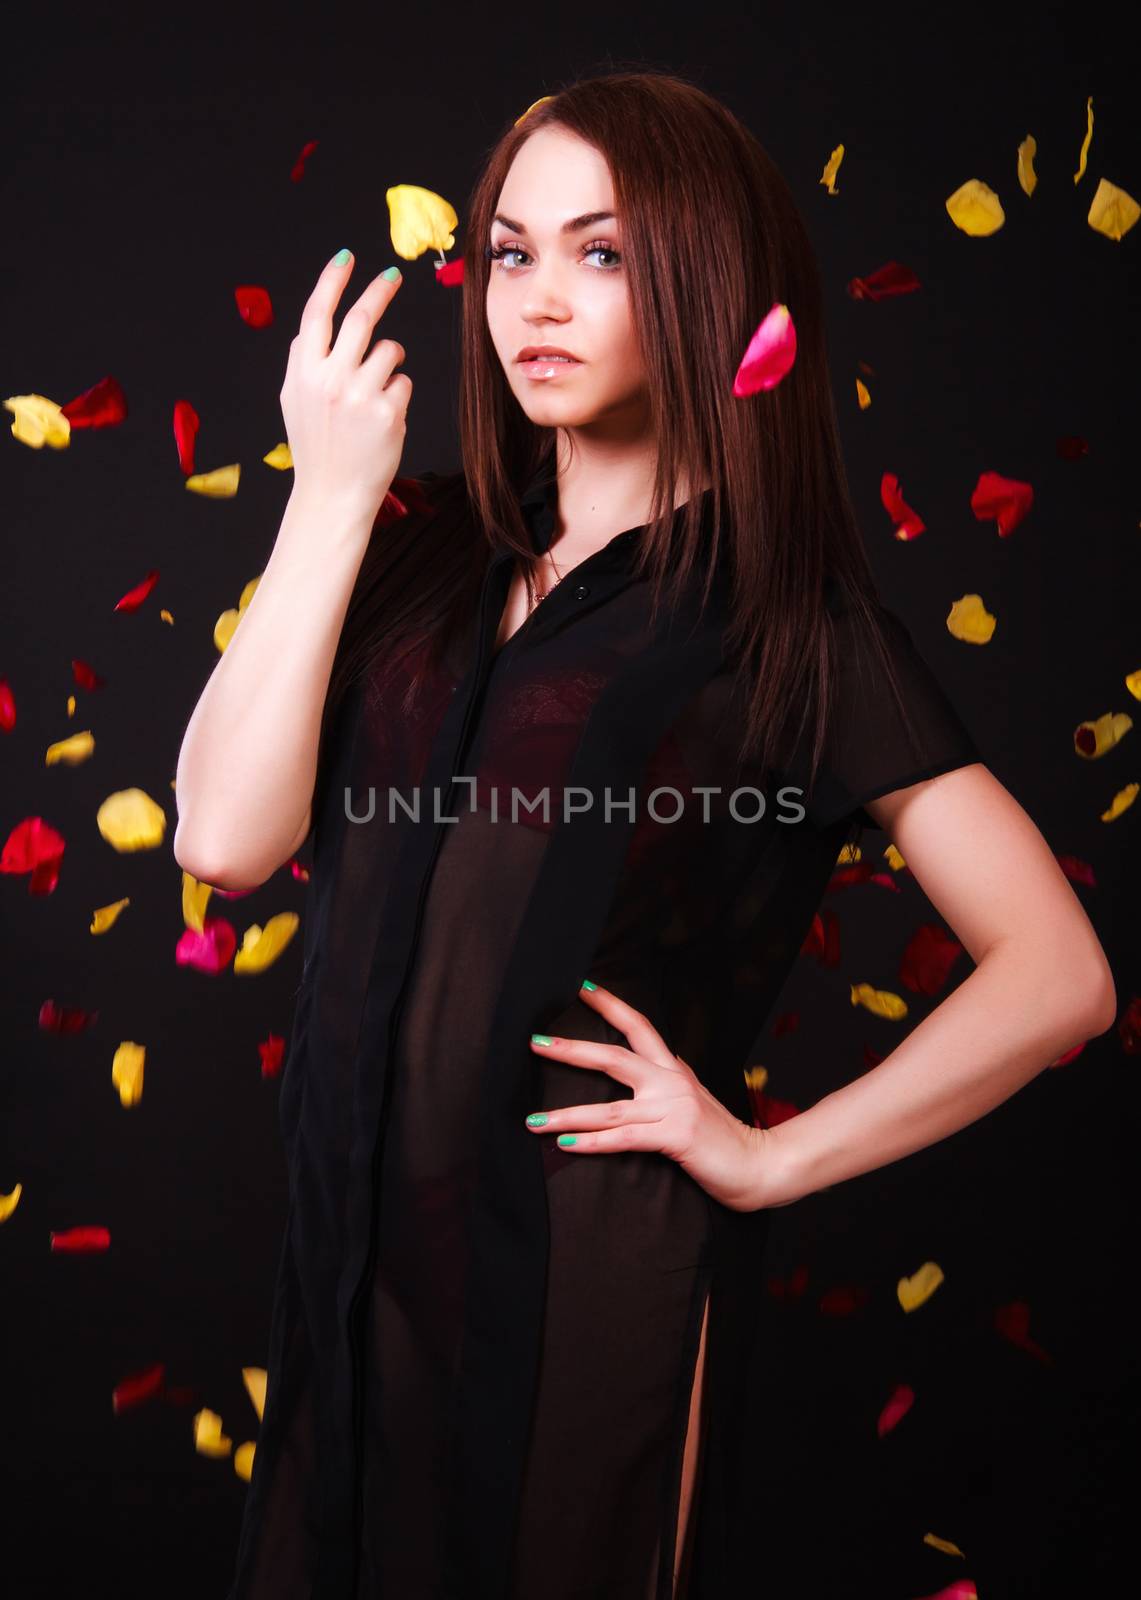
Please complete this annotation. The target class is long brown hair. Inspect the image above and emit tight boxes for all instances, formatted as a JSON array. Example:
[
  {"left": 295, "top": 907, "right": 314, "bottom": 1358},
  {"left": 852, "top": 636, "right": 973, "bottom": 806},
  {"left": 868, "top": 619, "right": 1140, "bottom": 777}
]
[{"left": 316, "top": 66, "right": 925, "bottom": 839}]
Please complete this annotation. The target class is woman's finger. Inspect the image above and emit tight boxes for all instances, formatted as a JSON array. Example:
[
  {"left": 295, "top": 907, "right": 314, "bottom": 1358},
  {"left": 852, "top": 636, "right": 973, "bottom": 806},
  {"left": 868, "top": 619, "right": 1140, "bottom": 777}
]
[
  {"left": 524, "top": 1098, "right": 667, "bottom": 1135},
  {"left": 295, "top": 248, "right": 358, "bottom": 359},
  {"left": 576, "top": 981, "right": 680, "bottom": 1072},
  {"left": 529, "top": 1033, "right": 649, "bottom": 1089},
  {"left": 327, "top": 266, "right": 404, "bottom": 374}
]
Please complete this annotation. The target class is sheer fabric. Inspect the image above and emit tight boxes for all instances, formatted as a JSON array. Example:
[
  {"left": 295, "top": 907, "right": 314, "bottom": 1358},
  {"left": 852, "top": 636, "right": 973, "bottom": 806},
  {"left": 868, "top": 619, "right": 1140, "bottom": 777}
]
[{"left": 225, "top": 467, "right": 982, "bottom": 1600}]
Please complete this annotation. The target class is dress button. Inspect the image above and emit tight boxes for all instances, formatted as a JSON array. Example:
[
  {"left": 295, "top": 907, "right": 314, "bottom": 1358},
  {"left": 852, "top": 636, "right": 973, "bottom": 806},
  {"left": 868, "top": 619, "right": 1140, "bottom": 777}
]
[{"left": 573, "top": 584, "right": 590, "bottom": 600}]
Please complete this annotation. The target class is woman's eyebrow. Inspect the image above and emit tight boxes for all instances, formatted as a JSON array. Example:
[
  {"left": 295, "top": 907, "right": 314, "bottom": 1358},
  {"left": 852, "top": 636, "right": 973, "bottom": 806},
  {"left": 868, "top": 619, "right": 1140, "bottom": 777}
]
[{"left": 491, "top": 210, "right": 617, "bottom": 236}]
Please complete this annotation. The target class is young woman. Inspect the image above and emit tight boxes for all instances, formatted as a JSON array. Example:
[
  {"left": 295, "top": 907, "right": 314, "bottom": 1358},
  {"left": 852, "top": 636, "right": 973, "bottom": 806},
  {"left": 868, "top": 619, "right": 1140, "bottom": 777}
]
[{"left": 175, "top": 71, "right": 1116, "bottom": 1600}]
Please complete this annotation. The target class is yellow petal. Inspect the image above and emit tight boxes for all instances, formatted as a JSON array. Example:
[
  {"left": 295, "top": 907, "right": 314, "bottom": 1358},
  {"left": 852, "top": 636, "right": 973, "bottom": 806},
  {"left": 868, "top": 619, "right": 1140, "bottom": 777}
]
[
  {"left": 743, "top": 1065, "right": 769, "bottom": 1092},
  {"left": 1074, "top": 711, "right": 1132, "bottom": 759},
  {"left": 233, "top": 911, "right": 300, "bottom": 973},
  {"left": 855, "top": 378, "right": 871, "bottom": 409},
  {"left": 1101, "top": 782, "right": 1138, "bottom": 821},
  {"left": 1017, "top": 134, "right": 1038, "bottom": 196},
  {"left": 97, "top": 787, "right": 168, "bottom": 850},
  {"left": 159, "top": 608, "right": 174, "bottom": 625},
  {"left": 238, "top": 577, "right": 260, "bottom": 614},
  {"left": 884, "top": 844, "right": 906, "bottom": 872},
  {"left": 947, "top": 594, "right": 997, "bottom": 644},
  {"left": 386, "top": 184, "right": 458, "bottom": 258},
  {"left": 3, "top": 393, "right": 71, "bottom": 448},
  {"left": 263, "top": 442, "right": 293, "bottom": 469},
  {"left": 182, "top": 870, "right": 213, "bottom": 934},
  {"left": 1073, "top": 95, "right": 1093, "bottom": 183},
  {"left": 242, "top": 1366, "right": 268, "bottom": 1422},
  {"left": 924, "top": 1533, "right": 965, "bottom": 1558},
  {"left": 0, "top": 1183, "right": 23, "bottom": 1223},
  {"left": 214, "top": 607, "right": 241, "bottom": 653},
  {"left": 112, "top": 1042, "right": 145, "bottom": 1108},
  {"left": 897, "top": 1259, "right": 944, "bottom": 1311},
  {"left": 849, "top": 983, "right": 908, "bottom": 1020},
  {"left": 186, "top": 464, "right": 241, "bottom": 497},
  {"left": 1087, "top": 176, "right": 1140, "bottom": 241},
  {"left": 234, "top": 1441, "right": 256, "bottom": 1481},
  {"left": 820, "top": 143, "right": 845, "bottom": 195},
  {"left": 838, "top": 841, "right": 862, "bottom": 864},
  {"left": 67, "top": 694, "right": 76, "bottom": 716},
  {"left": 1126, "top": 669, "right": 1141, "bottom": 700},
  {"left": 193, "top": 1408, "right": 233, "bottom": 1458},
  {"left": 945, "top": 178, "right": 1005, "bottom": 236},
  {"left": 514, "top": 95, "right": 555, "bottom": 127},
  {"left": 45, "top": 730, "right": 95, "bottom": 766},
  {"left": 91, "top": 897, "right": 130, "bottom": 934}
]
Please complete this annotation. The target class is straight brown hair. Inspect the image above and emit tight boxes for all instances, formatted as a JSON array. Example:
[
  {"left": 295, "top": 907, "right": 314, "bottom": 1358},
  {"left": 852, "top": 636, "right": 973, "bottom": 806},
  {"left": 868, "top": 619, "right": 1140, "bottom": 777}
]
[{"left": 316, "top": 67, "right": 925, "bottom": 843}]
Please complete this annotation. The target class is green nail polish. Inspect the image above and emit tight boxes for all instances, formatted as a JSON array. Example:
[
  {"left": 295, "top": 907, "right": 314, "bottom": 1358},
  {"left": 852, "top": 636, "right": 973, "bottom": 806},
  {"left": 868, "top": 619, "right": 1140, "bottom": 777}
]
[
  {"left": 381, "top": 265, "right": 401, "bottom": 281},
  {"left": 333, "top": 248, "right": 352, "bottom": 266},
  {"left": 557, "top": 1133, "right": 577, "bottom": 1147},
  {"left": 525, "top": 1112, "right": 549, "bottom": 1127},
  {"left": 580, "top": 979, "right": 597, "bottom": 991},
  {"left": 531, "top": 1033, "right": 552, "bottom": 1046}
]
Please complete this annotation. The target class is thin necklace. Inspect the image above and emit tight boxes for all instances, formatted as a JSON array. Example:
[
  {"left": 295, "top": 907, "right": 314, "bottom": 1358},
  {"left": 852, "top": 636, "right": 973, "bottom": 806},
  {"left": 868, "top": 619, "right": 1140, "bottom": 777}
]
[{"left": 527, "top": 549, "right": 565, "bottom": 612}]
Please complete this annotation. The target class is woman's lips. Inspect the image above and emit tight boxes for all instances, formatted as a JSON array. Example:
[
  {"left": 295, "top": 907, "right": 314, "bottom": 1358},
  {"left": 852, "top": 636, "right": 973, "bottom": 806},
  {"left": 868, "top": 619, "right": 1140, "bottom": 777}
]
[{"left": 518, "top": 357, "right": 583, "bottom": 379}]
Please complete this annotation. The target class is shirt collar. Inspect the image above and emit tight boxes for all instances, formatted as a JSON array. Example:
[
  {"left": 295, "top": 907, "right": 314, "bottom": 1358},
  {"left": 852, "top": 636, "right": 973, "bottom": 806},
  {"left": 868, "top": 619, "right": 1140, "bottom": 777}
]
[{"left": 518, "top": 466, "right": 717, "bottom": 561}]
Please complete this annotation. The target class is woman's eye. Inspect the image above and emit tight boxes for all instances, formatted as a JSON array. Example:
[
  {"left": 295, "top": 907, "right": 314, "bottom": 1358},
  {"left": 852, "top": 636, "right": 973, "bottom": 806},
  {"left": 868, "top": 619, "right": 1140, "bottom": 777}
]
[{"left": 486, "top": 242, "right": 622, "bottom": 272}]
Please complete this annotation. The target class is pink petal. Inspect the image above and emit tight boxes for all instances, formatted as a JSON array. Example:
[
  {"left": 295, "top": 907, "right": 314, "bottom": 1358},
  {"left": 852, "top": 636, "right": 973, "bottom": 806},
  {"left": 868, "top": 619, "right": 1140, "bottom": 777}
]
[{"left": 733, "top": 303, "right": 798, "bottom": 395}]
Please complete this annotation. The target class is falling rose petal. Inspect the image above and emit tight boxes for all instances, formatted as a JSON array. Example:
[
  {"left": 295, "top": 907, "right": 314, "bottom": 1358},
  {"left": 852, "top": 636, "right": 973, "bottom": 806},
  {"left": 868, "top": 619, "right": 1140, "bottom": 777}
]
[
  {"left": 233, "top": 911, "right": 301, "bottom": 973},
  {"left": 186, "top": 464, "right": 241, "bottom": 497},
  {"left": 112, "top": 1362, "right": 165, "bottom": 1414},
  {"left": 743, "top": 1065, "right": 767, "bottom": 1092},
  {"left": 39, "top": 1000, "right": 99, "bottom": 1033},
  {"left": 263, "top": 442, "right": 292, "bottom": 469},
  {"left": 868, "top": 871, "right": 898, "bottom": 890},
  {"left": 259, "top": 1033, "right": 285, "bottom": 1079},
  {"left": 0, "top": 1183, "right": 24, "bottom": 1223},
  {"left": 945, "top": 178, "right": 1005, "bottom": 236},
  {"left": 0, "top": 678, "right": 16, "bottom": 731},
  {"left": 112, "top": 1042, "right": 145, "bottom": 1107},
  {"left": 970, "top": 470, "right": 1034, "bottom": 537},
  {"left": 45, "top": 730, "right": 94, "bottom": 767},
  {"left": 876, "top": 1382, "right": 915, "bottom": 1437},
  {"left": 771, "top": 1011, "right": 800, "bottom": 1038},
  {"left": 51, "top": 1225, "right": 110, "bottom": 1252},
  {"left": 1127, "top": 670, "right": 1141, "bottom": 701},
  {"left": 884, "top": 844, "right": 907, "bottom": 872},
  {"left": 897, "top": 1260, "right": 944, "bottom": 1312},
  {"left": 215, "top": 576, "right": 261, "bottom": 653},
  {"left": 1055, "top": 434, "right": 1089, "bottom": 460},
  {"left": 60, "top": 375, "right": 128, "bottom": 429},
  {"left": 828, "top": 861, "right": 882, "bottom": 891},
  {"left": 766, "top": 1264, "right": 810, "bottom": 1300},
  {"left": 289, "top": 138, "right": 319, "bottom": 182},
  {"left": 1073, "top": 95, "right": 1094, "bottom": 183},
  {"left": 193, "top": 1408, "right": 233, "bottom": 1458},
  {"left": 820, "top": 143, "right": 844, "bottom": 195},
  {"left": 386, "top": 183, "right": 459, "bottom": 258},
  {"left": 290, "top": 859, "right": 310, "bottom": 883},
  {"left": 914, "top": 1584, "right": 977, "bottom": 1600},
  {"left": 67, "top": 695, "right": 76, "bottom": 716},
  {"left": 1101, "top": 782, "right": 1138, "bottom": 821},
  {"left": 947, "top": 595, "right": 996, "bottom": 644},
  {"left": 1017, "top": 134, "right": 1038, "bottom": 196},
  {"left": 801, "top": 907, "right": 841, "bottom": 966},
  {"left": 97, "top": 788, "right": 167, "bottom": 850},
  {"left": 175, "top": 916, "right": 238, "bottom": 974},
  {"left": 750, "top": 1091, "right": 801, "bottom": 1129},
  {"left": 819, "top": 1285, "right": 869, "bottom": 1316},
  {"left": 1056, "top": 853, "right": 1096, "bottom": 887},
  {"left": 847, "top": 262, "right": 921, "bottom": 300},
  {"left": 114, "top": 570, "right": 160, "bottom": 613},
  {"left": 923, "top": 1533, "right": 966, "bottom": 1558},
  {"left": 994, "top": 1300, "right": 1051, "bottom": 1364},
  {"left": 850, "top": 983, "right": 908, "bottom": 1020},
  {"left": 1087, "top": 178, "right": 1139, "bottom": 241},
  {"left": 1049, "top": 1040, "right": 1086, "bottom": 1068},
  {"left": 377, "top": 473, "right": 440, "bottom": 528},
  {"left": 182, "top": 870, "right": 213, "bottom": 934},
  {"left": 900, "top": 924, "right": 964, "bottom": 996},
  {"left": 435, "top": 258, "right": 465, "bottom": 287},
  {"left": 732, "top": 303, "right": 797, "bottom": 396},
  {"left": 856, "top": 378, "right": 871, "bottom": 409},
  {"left": 3, "top": 393, "right": 71, "bottom": 447},
  {"left": 235, "top": 285, "right": 274, "bottom": 328},
  {"left": 242, "top": 1367, "right": 268, "bottom": 1422},
  {"left": 173, "top": 399, "right": 199, "bottom": 475},
  {"left": 234, "top": 1442, "right": 256, "bottom": 1481},
  {"left": 91, "top": 897, "right": 130, "bottom": 933},
  {"left": 881, "top": 473, "right": 926, "bottom": 540},
  {"left": 1116, "top": 996, "right": 1141, "bottom": 1053},
  {"left": 1073, "top": 712, "right": 1132, "bottom": 758},
  {"left": 71, "top": 659, "right": 107, "bottom": 691},
  {"left": 160, "top": 610, "right": 174, "bottom": 625},
  {"left": 2, "top": 817, "right": 67, "bottom": 892}
]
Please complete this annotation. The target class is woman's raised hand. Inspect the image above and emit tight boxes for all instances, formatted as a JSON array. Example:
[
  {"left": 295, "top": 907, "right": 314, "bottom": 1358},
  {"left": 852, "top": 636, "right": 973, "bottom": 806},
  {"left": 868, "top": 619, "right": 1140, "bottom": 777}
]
[{"left": 279, "top": 250, "right": 412, "bottom": 524}]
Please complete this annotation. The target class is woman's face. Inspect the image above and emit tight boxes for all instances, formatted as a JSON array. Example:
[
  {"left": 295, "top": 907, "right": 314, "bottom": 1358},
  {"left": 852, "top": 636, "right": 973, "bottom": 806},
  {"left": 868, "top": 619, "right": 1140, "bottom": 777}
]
[{"left": 486, "top": 126, "right": 649, "bottom": 434}]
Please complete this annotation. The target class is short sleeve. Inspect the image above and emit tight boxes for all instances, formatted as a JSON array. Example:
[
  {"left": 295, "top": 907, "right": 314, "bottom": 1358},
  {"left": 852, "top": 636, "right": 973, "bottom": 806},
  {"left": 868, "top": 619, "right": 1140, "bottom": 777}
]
[{"left": 778, "top": 582, "right": 983, "bottom": 832}]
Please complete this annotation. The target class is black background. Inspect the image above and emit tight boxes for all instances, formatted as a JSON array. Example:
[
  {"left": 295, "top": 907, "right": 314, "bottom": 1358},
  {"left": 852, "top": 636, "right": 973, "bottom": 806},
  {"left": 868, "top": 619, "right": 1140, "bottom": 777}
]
[{"left": 1, "top": 2, "right": 1137, "bottom": 1596}]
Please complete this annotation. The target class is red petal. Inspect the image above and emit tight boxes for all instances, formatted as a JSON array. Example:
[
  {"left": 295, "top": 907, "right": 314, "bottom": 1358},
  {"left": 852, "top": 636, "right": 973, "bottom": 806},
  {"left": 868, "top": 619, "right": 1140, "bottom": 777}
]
[
  {"left": 435, "top": 258, "right": 465, "bottom": 286},
  {"left": 899, "top": 923, "right": 964, "bottom": 996},
  {"left": 2, "top": 816, "right": 67, "bottom": 874},
  {"left": 114, "top": 570, "right": 160, "bottom": 613},
  {"left": 289, "top": 139, "right": 319, "bottom": 182},
  {"left": 1056, "top": 853, "right": 1096, "bottom": 887},
  {"left": 71, "top": 658, "right": 107, "bottom": 691},
  {"left": 234, "top": 285, "right": 274, "bottom": 328},
  {"left": 259, "top": 1033, "right": 286, "bottom": 1079},
  {"left": 847, "top": 261, "right": 921, "bottom": 300},
  {"left": 969, "top": 470, "right": 1034, "bottom": 537},
  {"left": 39, "top": 1000, "right": 99, "bottom": 1033},
  {"left": 51, "top": 1226, "right": 111, "bottom": 1252},
  {"left": 1116, "top": 996, "right": 1141, "bottom": 1053},
  {"left": 876, "top": 1382, "right": 915, "bottom": 1437},
  {"left": 994, "top": 1299, "right": 1052, "bottom": 1363},
  {"left": 175, "top": 916, "right": 238, "bottom": 974},
  {"left": 881, "top": 472, "right": 926, "bottom": 539},
  {"left": 173, "top": 399, "right": 200, "bottom": 476},
  {"left": 113, "top": 1362, "right": 166, "bottom": 1413},
  {"left": 0, "top": 677, "right": 15, "bottom": 732},
  {"left": 60, "top": 375, "right": 128, "bottom": 429},
  {"left": 819, "top": 1284, "right": 870, "bottom": 1316}
]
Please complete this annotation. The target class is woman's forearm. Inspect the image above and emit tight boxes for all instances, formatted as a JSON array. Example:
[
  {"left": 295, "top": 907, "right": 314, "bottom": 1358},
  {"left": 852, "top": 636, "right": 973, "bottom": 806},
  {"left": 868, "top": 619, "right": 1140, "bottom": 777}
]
[
  {"left": 751, "top": 934, "right": 1116, "bottom": 1209},
  {"left": 173, "top": 487, "right": 375, "bottom": 889}
]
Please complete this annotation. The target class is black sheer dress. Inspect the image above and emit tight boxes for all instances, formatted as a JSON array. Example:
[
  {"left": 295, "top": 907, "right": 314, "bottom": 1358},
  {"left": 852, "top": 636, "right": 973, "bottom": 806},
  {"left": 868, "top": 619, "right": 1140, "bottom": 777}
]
[{"left": 224, "top": 464, "right": 982, "bottom": 1600}]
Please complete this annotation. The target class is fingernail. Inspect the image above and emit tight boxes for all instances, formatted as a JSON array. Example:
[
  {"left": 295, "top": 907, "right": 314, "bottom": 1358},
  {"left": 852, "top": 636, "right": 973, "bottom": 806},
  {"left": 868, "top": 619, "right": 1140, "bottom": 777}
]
[
  {"left": 557, "top": 1134, "right": 577, "bottom": 1147},
  {"left": 525, "top": 1112, "right": 549, "bottom": 1127},
  {"left": 580, "top": 979, "right": 597, "bottom": 991},
  {"left": 333, "top": 248, "right": 352, "bottom": 266},
  {"left": 531, "top": 1033, "right": 553, "bottom": 1046},
  {"left": 381, "top": 265, "right": 402, "bottom": 281}
]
